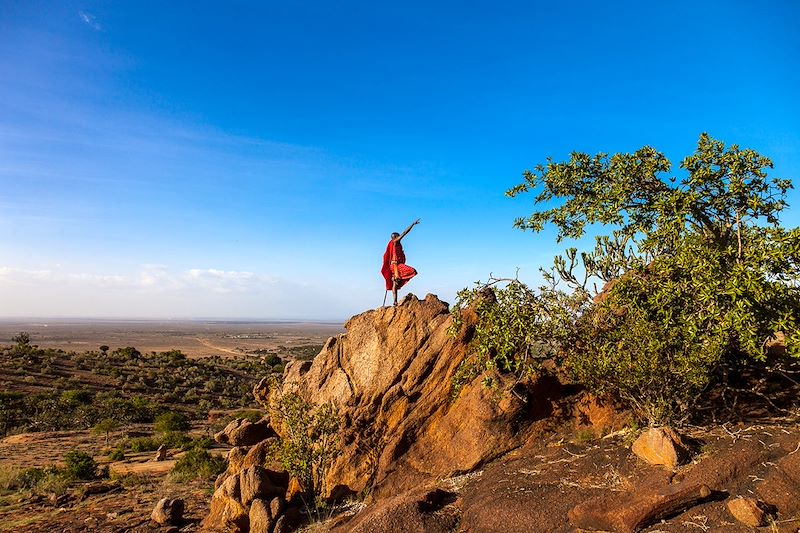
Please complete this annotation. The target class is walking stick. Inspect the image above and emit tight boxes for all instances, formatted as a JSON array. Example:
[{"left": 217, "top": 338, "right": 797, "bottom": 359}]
[{"left": 383, "top": 290, "right": 388, "bottom": 307}]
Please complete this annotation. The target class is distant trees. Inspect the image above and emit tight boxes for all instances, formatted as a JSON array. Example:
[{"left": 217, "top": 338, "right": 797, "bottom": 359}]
[{"left": 454, "top": 134, "right": 800, "bottom": 424}]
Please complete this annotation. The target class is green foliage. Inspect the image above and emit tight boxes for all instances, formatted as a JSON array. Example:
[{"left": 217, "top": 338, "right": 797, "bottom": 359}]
[
  {"left": 108, "top": 446, "right": 126, "bottom": 461},
  {"left": 169, "top": 449, "right": 226, "bottom": 482},
  {"left": 449, "top": 278, "right": 587, "bottom": 397},
  {"left": 154, "top": 411, "right": 190, "bottom": 433},
  {"left": 127, "top": 436, "right": 160, "bottom": 453},
  {"left": 268, "top": 379, "right": 340, "bottom": 519},
  {"left": 503, "top": 133, "right": 800, "bottom": 424},
  {"left": 11, "top": 332, "right": 30, "bottom": 346},
  {"left": 92, "top": 418, "right": 120, "bottom": 446},
  {"left": 63, "top": 450, "right": 98, "bottom": 480}
]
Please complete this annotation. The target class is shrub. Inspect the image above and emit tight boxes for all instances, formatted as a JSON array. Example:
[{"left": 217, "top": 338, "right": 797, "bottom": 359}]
[
  {"left": 154, "top": 411, "right": 190, "bottom": 433},
  {"left": 63, "top": 450, "right": 98, "bottom": 480},
  {"left": 108, "top": 446, "right": 126, "bottom": 461},
  {"left": 268, "top": 381, "right": 340, "bottom": 519},
  {"left": 169, "top": 449, "right": 226, "bottom": 482}
]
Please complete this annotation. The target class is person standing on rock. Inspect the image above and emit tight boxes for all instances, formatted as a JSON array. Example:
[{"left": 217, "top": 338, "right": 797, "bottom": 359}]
[{"left": 381, "top": 219, "right": 420, "bottom": 306}]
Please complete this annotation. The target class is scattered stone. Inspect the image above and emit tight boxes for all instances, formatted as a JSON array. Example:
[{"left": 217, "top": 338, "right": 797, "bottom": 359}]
[
  {"left": 631, "top": 427, "right": 685, "bottom": 469},
  {"left": 151, "top": 497, "right": 184, "bottom": 526},
  {"left": 152, "top": 444, "right": 167, "bottom": 462},
  {"left": 214, "top": 417, "right": 275, "bottom": 447},
  {"left": 726, "top": 496, "right": 767, "bottom": 527}
]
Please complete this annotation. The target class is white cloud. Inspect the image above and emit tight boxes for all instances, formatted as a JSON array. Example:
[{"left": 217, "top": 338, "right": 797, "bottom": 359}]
[
  {"left": 0, "top": 264, "right": 366, "bottom": 319},
  {"left": 78, "top": 11, "right": 103, "bottom": 31}
]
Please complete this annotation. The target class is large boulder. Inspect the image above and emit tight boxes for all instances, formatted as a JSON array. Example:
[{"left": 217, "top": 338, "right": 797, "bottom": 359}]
[
  {"left": 215, "top": 417, "right": 275, "bottom": 447},
  {"left": 257, "top": 294, "right": 565, "bottom": 498},
  {"left": 151, "top": 497, "right": 184, "bottom": 526}
]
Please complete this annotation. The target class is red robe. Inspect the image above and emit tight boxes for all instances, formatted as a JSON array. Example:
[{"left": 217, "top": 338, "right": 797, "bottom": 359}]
[{"left": 381, "top": 240, "right": 417, "bottom": 290}]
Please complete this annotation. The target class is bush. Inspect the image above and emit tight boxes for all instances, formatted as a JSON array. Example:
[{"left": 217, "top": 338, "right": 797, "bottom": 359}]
[
  {"left": 154, "top": 411, "right": 190, "bottom": 433},
  {"left": 268, "top": 381, "right": 340, "bottom": 519},
  {"left": 169, "top": 449, "right": 226, "bottom": 482},
  {"left": 108, "top": 446, "right": 126, "bottom": 461},
  {"left": 127, "top": 436, "right": 160, "bottom": 453},
  {"left": 63, "top": 450, "right": 98, "bottom": 480}
]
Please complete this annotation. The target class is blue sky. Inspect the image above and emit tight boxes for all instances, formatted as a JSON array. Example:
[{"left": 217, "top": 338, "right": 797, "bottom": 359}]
[{"left": 1, "top": 1, "right": 798, "bottom": 319}]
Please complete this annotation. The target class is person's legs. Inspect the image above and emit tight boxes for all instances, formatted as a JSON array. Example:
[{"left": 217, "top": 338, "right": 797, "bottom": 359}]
[{"left": 392, "top": 278, "right": 398, "bottom": 306}]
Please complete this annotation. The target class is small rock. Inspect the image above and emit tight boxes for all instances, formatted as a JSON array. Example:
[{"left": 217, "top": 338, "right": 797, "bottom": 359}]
[
  {"left": 106, "top": 511, "right": 118, "bottom": 520},
  {"left": 151, "top": 497, "right": 185, "bottom": 526},
  {"left": 726, "top": 496, "right": 767, "bottom": 527},
  {"left": 269, "top": 496, "right": 284, "bottom": 520},
  {"left": 631, "top": 427, "right": 685, "bottom": 469},
  {"left": 152, "top": 444, "right": 167, "bottom": 462}
]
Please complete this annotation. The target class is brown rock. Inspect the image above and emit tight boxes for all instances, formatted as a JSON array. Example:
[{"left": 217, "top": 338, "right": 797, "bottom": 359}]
[
  {"left": 240, "top": 465, "right": 285, "bottom": 508},
  {"left": 757, "top": 450, "right": 800, "bottom": 516},
  {"left": 568, "top": 481, "right": 711, "bottom": 533},
  {"left": 574, "top": 393, "right": 631, "bottom": 435},
  {"left": 285, "top": 476, "right": 304, "bottom": 505},
  {"left": 202, "top": 474, "right": 249, "bottom": 532},
  {"left": 241, "top": 437, "right": 282, "bottom": 471},
  {"left": 273, "top": 506, "right": 302, "bottom": 533},
  {"left": 332, "top": 488, "right": 458, "bottom": 533},
  {"left": 249, "top": 498, "right": 273, "bottom": 533},
  {"left": 214, "top": 417, "right": 275, "bottom": 447},
  {"left": 151, "top": 497, "right": 184, "bottom": 526},
  {"left": 631, "top": 427, "right": 685, "bottom": 469},
  {"left": 152, "top": 444, "right": 167, "bottom": 462},
  {"left": 275, "top": 294, "right": 559, "bottom": 498},
  {"left": 726, "top": 496, "right": 767, "bottom": 527},
  {"left": 269, "top": 496, "right": 284, "bottom": 520}
]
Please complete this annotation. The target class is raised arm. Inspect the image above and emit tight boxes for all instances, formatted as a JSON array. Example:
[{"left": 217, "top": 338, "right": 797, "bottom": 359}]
[{"left": 396, "top": 218, "right": 420, "bottom": 241}]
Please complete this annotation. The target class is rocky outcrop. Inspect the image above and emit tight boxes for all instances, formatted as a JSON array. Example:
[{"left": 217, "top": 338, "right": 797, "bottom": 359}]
[
  {"left": 255, "top": 294, "right": 562, "bottom": 499},
  {"left": 215, "top": 417, "right": 276, "bottom": 447}
]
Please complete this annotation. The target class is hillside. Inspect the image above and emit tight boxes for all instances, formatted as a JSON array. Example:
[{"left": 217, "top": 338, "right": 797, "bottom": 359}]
[{"left": 202, "top": 294, "right": 800, "bottom": 533}]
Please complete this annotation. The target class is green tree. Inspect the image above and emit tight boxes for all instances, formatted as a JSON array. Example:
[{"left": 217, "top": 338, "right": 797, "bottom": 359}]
[
  {"left": 503, "top": 133, "right": 799, "bottom": 424},
  {"left": 92, "top": 419, "right": 120, "bottom": 446},
  {"left": 154, "top": 411, "right": 189, "bottom": 433},
  {"left": 11, "top": 332, "right": 31, "bottom": 346}
]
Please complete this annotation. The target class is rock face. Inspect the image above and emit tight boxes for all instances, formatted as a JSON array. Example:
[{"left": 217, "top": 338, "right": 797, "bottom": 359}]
[
  {"left": 151, "top": 497, "right": 184, "bottom": 525},
  {"left": 257, "top": 294, "right": 561, "bottom": 498}
]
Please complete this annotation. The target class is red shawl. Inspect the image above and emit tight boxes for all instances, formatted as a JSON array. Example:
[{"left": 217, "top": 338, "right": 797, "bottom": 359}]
[{"left": 381, "top": 240, "right": 417, "bottom": 290}]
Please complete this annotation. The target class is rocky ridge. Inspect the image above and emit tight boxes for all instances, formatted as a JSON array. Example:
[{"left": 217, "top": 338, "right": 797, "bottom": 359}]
[{"left": 202, "top": 294, "right": 800, "bottom": 533}]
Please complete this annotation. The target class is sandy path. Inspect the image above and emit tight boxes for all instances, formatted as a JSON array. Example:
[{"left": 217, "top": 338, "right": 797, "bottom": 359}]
[{"left": 193, "top": 337, "right": 243, "bottom": 356}]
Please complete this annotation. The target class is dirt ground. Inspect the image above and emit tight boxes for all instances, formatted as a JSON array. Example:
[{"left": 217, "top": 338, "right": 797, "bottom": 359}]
[
  {"left": 0, "top": 319, "right": 344, "bottom": 358},
  {"left": 0, "top": 425, "right": 228, "bottom": 532}
]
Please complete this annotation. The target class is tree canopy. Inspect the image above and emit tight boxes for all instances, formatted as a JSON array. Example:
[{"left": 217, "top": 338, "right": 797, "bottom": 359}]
[{"left": 453, "top": 134, "right": 800, "bottom": 424}]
